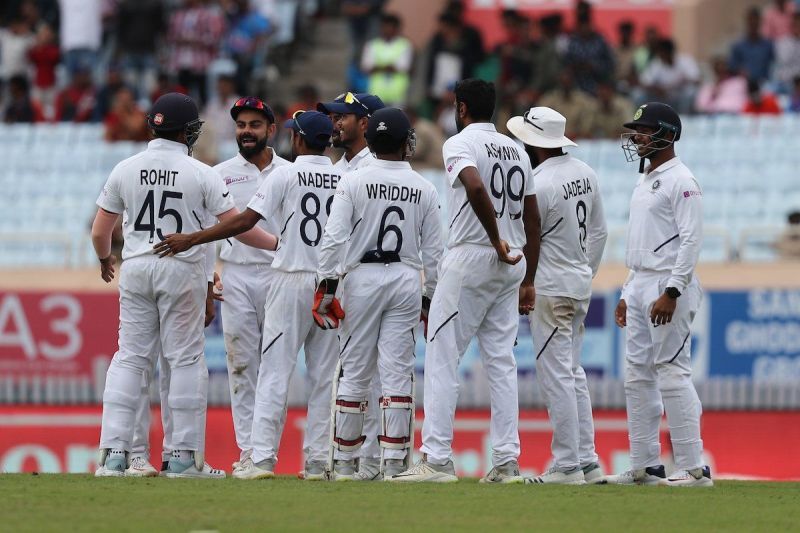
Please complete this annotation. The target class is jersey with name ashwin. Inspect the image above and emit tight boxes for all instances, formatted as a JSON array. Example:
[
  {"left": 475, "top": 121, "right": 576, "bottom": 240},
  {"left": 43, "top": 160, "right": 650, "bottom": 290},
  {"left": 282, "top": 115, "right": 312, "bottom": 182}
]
[
  {"left": 534, "top": 154, "right": 607, "bottom": 300},
  {"left": 442, "top": 122, "right": 535, "bottom": 250},
  {"left": 247, "top": 154, "right": 339, "bottom": 273},
  {"left": 214, "top": 150, "right": 290, "bottom": 265},
  {"left": 318, "top": 159, "right": 443, "bottom": 296},
  {"left": 96, "top": 138, "right": 234, "bottom": 263}
]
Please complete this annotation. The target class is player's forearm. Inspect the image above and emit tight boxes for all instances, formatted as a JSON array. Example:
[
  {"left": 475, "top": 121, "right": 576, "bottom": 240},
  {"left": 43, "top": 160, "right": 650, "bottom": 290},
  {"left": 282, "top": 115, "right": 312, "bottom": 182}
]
[
  {"left": 587, "top": 227, "right": 608, "bottom": 277},
  {"left": 317, "top": 234, "right": 346, "bottom": 281},
  {"left": 464, "top": 182, "right": 502, "bottom": 246},
  {"left": 91, "top": 209, "right": 119, "bottom": 259},
  {"left": 234, "top": 227, "right": 277, "bottom": 250},
  {"left": 191, "top": 212, "right": 258, "bottom": 247},
  {"left": 521, "top": 196, "right": 541, "bottom": 285}
]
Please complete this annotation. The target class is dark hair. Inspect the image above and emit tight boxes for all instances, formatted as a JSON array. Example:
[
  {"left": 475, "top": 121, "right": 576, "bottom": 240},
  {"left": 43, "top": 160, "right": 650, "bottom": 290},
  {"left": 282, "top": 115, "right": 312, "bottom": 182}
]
[
  {"left": 747, "top": 78, "right": 761, "bottom": 93},
  {"left": 619, "top": 20, "right": 634, "bottom": 32},
  {"left": 154, "top": 128, "right": 182, "bottom": 142},
  {"left": 381, "top": 13, "right": 401, "bottom": 27},
  {"left": 454, "top": 78, "right": 495, "bottom": 121},
  {"left": 8, "top": 74, "right": 29, "bottom": 92},
  {"left": 439, "top": 11, "right": 459, "bottom": 25},
  {"left": 369, "top": 134, "right": 405, "bottom": 155},
  {"left": 658, "top": 38, "right": 675, "bottom": 55},
  {"left": 788, "top": 211, "right": 800, "bottom": 224}
]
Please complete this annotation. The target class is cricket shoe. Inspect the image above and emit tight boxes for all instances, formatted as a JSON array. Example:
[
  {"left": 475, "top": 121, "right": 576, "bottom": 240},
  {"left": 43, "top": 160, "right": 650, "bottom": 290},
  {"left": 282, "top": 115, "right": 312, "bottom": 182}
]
[
  {"left": 353, "top": 459, "right": 381, "bottom": 481},
  {"left": 582, "top": 462, "right": 606, "bottom": 485},
  {"left": 603, "top": 465, "right": 666, "bottom": 485},
  {"left": 331, "top": 459, "right": 357, "bottom": 481},
  {"left": 233, "top": 458, "right": 274, "bottom": 480},
  {"left": 95, "top": 450, "right": 126, "bottom": 477},
  {"left": 302, "top": 461, "right": 328, "bottom": 481},
  {"left": 386, "top": 457, "right": 458, "bottom": 483},
  {"left": 125, "top": 456, "right": 158, "bottom": 477},
  {"left": 525, "top": 466, "right": 585, "bottom": 485},
  {"left": 661, "top": 466, "right": 714, "bottom": 487},
  {"left": 165, "top": 452, "right": 226, "bottom": 479},
  {"left": 381, "top": 459, "right": 407, "bottom": 479},
  {"left": 480, "top": 460, "right": 524, "bottom": 484}
]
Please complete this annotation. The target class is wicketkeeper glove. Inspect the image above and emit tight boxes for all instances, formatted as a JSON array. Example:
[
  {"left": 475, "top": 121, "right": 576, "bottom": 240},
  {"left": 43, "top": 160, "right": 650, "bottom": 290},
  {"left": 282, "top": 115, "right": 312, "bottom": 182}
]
[
  {"left": 312, "top": 278, "right": 345, "bottom": 329},
  {"left": 420, "top": 294, "right": 432, "bottom": 339}
]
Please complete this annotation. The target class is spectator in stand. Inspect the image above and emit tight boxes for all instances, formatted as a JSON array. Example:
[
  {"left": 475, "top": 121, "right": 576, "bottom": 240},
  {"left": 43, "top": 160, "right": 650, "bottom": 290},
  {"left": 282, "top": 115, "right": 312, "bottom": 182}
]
[
  {"left": 195, "top": 73, "right": 240, "bottom": 164},
  {"left": 434, "top": 83, "right": 457, "bottom": 138},
  {"left": 743, "top": 78, "right": 782, "bottom": 115},
  {"left": 789, "top": 76, "right": 800, "bottom": 112},
  {"left": 586, "top": 80, "right": 634, "bottom": 139},
  {"left": 58, "top": 0, "right": 102, "bottom": 78},
  {"left": 222, "top": 0, "right": 272, "bottom": 95},
  {"left": 762, "top": 0, "right": 796, "bottom": 40},
  {"left": 632, "top": 25, "right": 660, "bottom": 77},
  {"left": 0, "top": 18, "right": 35, "bottom": 82},
  {"left": 54, "top": 67, "right": 96, "bottom": 122},
  {"left": 524, "top": 14, "right": 563, "bottom": 104},
  {"left": 114, "top": 0, "right": 165, "bottom": 99},
  {"left": 150, "top": 72, "right": 188, "bottom": 104},
  {"left": 494, "top": 10, "right": 534, "bottom": 117},
  {"left": 426, "top": 8, "right": 485, "bottom": 106},
  {"left": 406, "top": 107, "right": 445, "bottom": 169},
  {"left": 361, "top": 13, "right": 413, "bottom": 106},
  {"left": 93, "top": 67, "right": 131, "bottom": 122},
  {"left": 564, "top": 3, "right": 614, "bottom": 95},
  {"left": 285, "top": 84, "right": 319, "bottom": 119},
  {"left": 774, "top": 211, "right": 800, "bottom": 259},
  {"left": 637, "top": 38, "right": 700, "bottom": 113},
  {"left": 694, "top": 56, "right": 748, "bottom": 114},
  {"left": 166, "top": 0, "right": 226, "bottom": 105},
  {"left": 537, "top": 68, "right": 594, "bottom": 139},
  {"left": 342, "top": 0, "right": 385, "bottom": 64},
  {"left": 730, "top": 8, "right": 775, "bottom": 84},
  {"left": 775, "top": 13, "right": 800, "bottom": 93},
  {"left": 614, "top": 20, "right": 637, "bottom": 92},
  {"left": 103, "top": 87, "right": 149, "bottom": 142},
  {"left": 27, "top": 22, "right": 59, "bottom": 118},
  {"left": 3, "top": 74, "right": 44, "bottom": 123}
]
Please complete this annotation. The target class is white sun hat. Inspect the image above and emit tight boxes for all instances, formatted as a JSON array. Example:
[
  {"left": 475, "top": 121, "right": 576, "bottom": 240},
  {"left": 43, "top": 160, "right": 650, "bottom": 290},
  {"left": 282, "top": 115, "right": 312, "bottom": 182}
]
[{"left": 506, "top": 107, "right": 577, "bottom": 149}]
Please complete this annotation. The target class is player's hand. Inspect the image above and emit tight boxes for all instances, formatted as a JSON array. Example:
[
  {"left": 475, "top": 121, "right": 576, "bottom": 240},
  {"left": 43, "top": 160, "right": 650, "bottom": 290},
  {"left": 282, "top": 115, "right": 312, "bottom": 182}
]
[
  {"left": 99, "top": 255, "right": 116, "bottom": 283},
  {"left": 615, "top": 299, "right": 627, "bottom": 328},
  {"left": 420, "top": 295, "right": 432, "bottom": 339},
  {"left": 312, "top": 278, "right": 345, "bottom": 330},
  {"left": 519, "top": 283, "right": 535, "bottom": 315},
  {"left": 493, "top": 240, "right": 522, "bottom": 266},
  {"left": 211, "top": 272, "right": 224, "bottom": 302},
  {"left": 650, "top": 293, "right": 677, "bottom": 326},
  {"left": 153, "top": 233, "right": 196, "bottom": 257}
]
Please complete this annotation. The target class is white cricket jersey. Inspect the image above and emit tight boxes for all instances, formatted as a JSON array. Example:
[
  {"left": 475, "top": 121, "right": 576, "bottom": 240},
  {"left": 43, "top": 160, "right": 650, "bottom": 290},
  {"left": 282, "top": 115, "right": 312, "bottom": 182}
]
[
  {"left": 96, "top": 138, "right": 234, "bottom": 263},
  {"left": 318, "top": 159, "right": 444, "bottom": 296},
  {"left": 334, "top": 145, "right": 373, "bottom": 172},
  {"left": 625, "top": 157, "right": 703, "bottom": 293},
  {"left": 442, "top": 123, "right": 536, "bottom": 250},
  {"left": 247, "top": 154, "right": 339, "bottom": 274},
  {"left": 533, "top": 154, "right": 608, "bottom": 300},
  {"left": 214, "top": 149, "right": 290, "bottom": 265}
]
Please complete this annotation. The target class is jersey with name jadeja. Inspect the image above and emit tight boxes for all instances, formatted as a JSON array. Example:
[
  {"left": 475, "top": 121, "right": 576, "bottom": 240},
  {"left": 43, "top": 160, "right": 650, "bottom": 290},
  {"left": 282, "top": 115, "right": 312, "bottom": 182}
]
[
  {"left": 318, "top": 159, "right": 443, "bottom": 296},
  {"left": 247, "top": 154, "right": 339, "bottom": 273},
  {"left": 96, "top": 138, "right": 234, "bottom": 263},
  {"left": 442, "top": 123, "right": 535, "bottom": 250},
  {"left": 214, "top": 150, "right": 290, "bottom": 265},
  {"left": 534, "top": 153, "right": 607, "bottom": 300}
]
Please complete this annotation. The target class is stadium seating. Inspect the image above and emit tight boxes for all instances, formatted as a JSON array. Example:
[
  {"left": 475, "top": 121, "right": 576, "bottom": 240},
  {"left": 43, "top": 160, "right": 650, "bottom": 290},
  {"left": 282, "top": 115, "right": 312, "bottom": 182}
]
[{"left": 0, "top": 115, "right": 797, "bottom": 267}]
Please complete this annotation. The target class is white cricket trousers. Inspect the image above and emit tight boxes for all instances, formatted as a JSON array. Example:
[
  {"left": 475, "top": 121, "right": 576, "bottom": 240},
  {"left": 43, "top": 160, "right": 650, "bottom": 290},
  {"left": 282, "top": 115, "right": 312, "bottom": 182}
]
[
  {"left": 221, "top": 261, "right": 274, "bottom": 461},
  {"left": 251, "top": 270, "right": 338, "bottom": 465},
  {"left": 530, "top": 294, "right": 598, "bottom": 471},
  {"left": 131, "top": 353, "right": 174, "bottom": 463},
  {"left": 334, "top": 262, "right": 421, "bottom": 461},
  {"left": 624, "top": 270, "right": 704, "bottom": 471},
  {"left": 99, "top": 256, "right": 208, "bottom": 452},
  {"left": 421, "top": 244, "right": 526, "bottom": 467}
]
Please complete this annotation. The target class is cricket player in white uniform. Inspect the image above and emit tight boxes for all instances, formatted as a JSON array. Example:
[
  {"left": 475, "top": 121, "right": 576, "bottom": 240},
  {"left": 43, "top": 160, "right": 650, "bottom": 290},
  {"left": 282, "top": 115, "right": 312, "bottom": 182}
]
[
  {"left": 92, "top": 93, "right": 277, "bottom": 478},
  {"left": 214, "top": 96, "right": 289, "bottom": 472},
  {"left": 507, "top": 107, "right": 608, "bottom": 485},
  {"left": 315, "top": 107, "right": 443, "bottom": 480},
  {"left": 155, "top": 110, "right": 340, "bottom": 481},
  {"left": 317, "top": 91, "right": 387, "bottom": 480},
  {"left": 391, "top": 79, "right": 541, "bottom": 483},
  {"left": 605, "top": 102, "right": 712, "bottom": 487}
]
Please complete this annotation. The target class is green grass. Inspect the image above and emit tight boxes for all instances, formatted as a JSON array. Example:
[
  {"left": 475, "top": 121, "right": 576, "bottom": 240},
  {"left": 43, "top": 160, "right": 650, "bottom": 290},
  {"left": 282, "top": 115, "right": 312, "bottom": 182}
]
[{"left": 1, "top": 475, "right": 799, "bottom": 532}]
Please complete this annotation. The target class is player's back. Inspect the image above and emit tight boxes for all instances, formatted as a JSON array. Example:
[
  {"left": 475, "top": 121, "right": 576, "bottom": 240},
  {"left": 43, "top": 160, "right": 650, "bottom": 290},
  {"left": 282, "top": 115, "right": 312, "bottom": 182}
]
[
  {"left": 251, "top": 154, "right": 340, "bottom": 273},
  {"left": 443, "top": 123, "right": 534, "bottom": 251},
  {"left": 98, "top": 139, "right": 232, "bottom": 263},
  {"left": 341, "top": 159, "right": 439, "bottom": 272},
  {"left": 534, "top": 153, "right": 604, "bottom": 300}
]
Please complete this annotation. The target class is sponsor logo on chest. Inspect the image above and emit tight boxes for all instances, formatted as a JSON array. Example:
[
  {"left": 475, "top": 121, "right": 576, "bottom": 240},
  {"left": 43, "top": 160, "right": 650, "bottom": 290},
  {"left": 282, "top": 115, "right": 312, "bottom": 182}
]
[{"left": 224, "top": 175, "right": 251, "bottom": 186}]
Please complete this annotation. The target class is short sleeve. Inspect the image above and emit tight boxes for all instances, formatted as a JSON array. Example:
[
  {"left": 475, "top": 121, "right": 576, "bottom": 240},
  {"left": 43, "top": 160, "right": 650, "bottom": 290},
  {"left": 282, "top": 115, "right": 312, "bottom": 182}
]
[
  {"left": 522, "top": 152, "right": 536, "bottom": 197},
  {"left": 442, "top": 135, "right": 477, "bottom": 187},
  {"left": 203, "top": 167, "right": 235, "bottom": 216},
  {"left": 247, "top": 169, "right": 285, "bottom": 221},
  {"left": 96, "top": 164, "right": 124, "bottom": 214}
]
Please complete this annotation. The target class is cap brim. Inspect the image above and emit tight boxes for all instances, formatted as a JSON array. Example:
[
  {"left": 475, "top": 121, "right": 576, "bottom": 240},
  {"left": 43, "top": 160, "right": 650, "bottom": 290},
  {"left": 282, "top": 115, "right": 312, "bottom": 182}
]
[
  {"left": 506, "top": 116, "right": 577, "bottom": 149},
  {"left": 623, "top": 119, "right": 657, "bottom": 130},
  {"left": 316, "top": 102, "right": 334, "bottom": 113},
  {"left": 283, "top": 119, "right": 298, "bottom": 130},
  {"left": 321, "top": 102, "right": 365, "bottom": 115}
]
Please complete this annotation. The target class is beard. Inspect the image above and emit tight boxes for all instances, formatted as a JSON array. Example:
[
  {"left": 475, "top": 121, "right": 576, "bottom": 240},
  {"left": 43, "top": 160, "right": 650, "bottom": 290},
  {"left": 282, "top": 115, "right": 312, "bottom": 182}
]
[{"left": 237, "top": 135, "right": 269, "bottom": 158}]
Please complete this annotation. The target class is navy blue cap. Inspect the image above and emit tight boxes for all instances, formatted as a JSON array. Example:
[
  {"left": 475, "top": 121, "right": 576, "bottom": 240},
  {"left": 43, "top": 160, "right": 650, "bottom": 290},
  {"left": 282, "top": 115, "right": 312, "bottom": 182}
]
[
  {"left": 284, "top": 110, "right": 333, "bottom": 149},
  {"left": 317, "top": 92, "right": 385, "bottom": 117},
  {"left": 147, "top": 92, "right": 200, "bottom": 131},
  {"left": 366, "top": 107, "right": 411, "bottom": 144},
  {"left": 624, "top": 102, "right": 682, "bottom": 141},
  {"left": 230, "top": 96, "right": 276, "bottom": 123}
]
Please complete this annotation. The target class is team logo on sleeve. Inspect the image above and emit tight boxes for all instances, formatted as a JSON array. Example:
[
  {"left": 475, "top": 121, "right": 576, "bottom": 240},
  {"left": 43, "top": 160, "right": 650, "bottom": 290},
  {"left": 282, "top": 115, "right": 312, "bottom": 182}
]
[{"left": 153, "top": 113, "right": 164, "bottom": 126}]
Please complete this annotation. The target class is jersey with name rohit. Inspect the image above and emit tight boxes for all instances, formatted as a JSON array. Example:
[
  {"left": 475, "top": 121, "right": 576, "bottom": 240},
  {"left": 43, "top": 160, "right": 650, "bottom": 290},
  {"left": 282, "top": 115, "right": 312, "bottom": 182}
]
[
  {"left": 97, "top": 138, "right": 234, "bottom": 262},
  {"left": 442, "top": 123, "right": 535, "bottom": 250},
  {"left": 247, "top": 154, "right": 339, "bottom": 273},
  {"left": 534, "top": 154, "right": 607, "bottom": 300},
  {"left": 317, "top": 159, "right": 443, "bottom": 296},
  {"left": 626, "top": 157, "right": 703, "bottom": 293},
  {"left": 214, "top": 149, "right": 289, "bottom": 265}
]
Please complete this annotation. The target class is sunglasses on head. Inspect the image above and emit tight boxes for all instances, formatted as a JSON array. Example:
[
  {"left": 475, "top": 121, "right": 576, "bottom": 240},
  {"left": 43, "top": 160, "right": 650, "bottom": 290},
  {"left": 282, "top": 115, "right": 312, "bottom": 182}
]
[
  {"left": 343, "top": 92, "right": 371, "bottom": 114},
  {"left": 292, "top": 110, "right": 306, "bottom": 136},
  {"left": 235, "top": 96, "right": 267, "bottom": 109}
]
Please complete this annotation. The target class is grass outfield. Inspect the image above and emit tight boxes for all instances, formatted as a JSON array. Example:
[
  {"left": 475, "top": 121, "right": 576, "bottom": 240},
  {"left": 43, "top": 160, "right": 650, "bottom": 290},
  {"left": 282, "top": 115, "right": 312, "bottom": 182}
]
[{"left": 1, "top": 475, "right": 799, "bottom": 532}]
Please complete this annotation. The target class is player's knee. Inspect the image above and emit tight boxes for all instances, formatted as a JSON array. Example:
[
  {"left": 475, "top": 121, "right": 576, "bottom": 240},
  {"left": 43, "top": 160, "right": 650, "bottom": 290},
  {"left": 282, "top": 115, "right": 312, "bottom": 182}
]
[{"left": 656, "top": 362, "right": 692, "bottom": 393}]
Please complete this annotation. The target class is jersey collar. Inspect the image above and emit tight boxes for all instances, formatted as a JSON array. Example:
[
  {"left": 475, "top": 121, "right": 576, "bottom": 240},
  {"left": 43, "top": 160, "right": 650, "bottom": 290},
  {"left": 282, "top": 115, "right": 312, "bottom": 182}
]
[
  {"left": 341, "top": 146, "right": 372, "bottom": 168},
  {"left": 461, "top": 122, "right": 497, "bottom": 133},
  {"left": 148, "top": 138, "right": 188, "bottom": 154},
  {"left": 294, "top": 154, "right": 332, "bottom": 165},
  {"left": 534, "top": 153, "right": 570, "bottom": 171},
  {"left": 234, "top": 148, "right": 281, "bottom": 173},
  {"left": 370, "top": 158, "right": 411, "bottom": 170},
  {"left": 646, "top": 156, "right": 681, "bottom": 176}
]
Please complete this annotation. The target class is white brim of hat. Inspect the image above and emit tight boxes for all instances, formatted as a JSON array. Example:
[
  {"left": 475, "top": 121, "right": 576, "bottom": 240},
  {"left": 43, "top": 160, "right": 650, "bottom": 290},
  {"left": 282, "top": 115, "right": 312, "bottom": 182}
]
[{"left": 506, "top": 116, "right": 577, "bottom": 148}]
